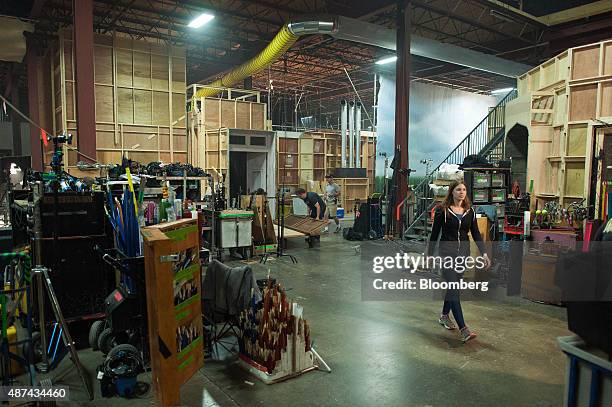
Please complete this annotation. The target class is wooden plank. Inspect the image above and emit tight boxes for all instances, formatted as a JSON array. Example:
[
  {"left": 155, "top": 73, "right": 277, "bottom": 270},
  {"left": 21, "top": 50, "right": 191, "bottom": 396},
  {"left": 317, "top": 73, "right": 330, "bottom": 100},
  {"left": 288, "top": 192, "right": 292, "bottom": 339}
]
[
  {"left": 571, "top": 44, "right": 600, "bottom": 80},
  {"left": 569, "top": 84, "right": 597, "bottom": 121}
]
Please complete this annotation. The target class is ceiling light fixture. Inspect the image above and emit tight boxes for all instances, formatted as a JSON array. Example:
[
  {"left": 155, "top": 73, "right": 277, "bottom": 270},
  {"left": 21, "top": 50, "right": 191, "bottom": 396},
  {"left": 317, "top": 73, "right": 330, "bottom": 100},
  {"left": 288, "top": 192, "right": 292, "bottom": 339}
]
[
  {"left": 491, "top": 87, "right": 515, "bottom": 94},
  {"left": 375, "top": 55, "right": 397, "bottom": 65},
  {"left": 188, "top": 13, "right": 214, "bottom": 28}
]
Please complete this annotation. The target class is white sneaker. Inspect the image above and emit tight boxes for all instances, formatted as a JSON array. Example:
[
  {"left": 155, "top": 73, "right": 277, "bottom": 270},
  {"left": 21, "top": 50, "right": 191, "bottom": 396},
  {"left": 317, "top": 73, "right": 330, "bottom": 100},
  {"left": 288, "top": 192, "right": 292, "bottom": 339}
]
[{"left": 323, "top": 226, "right": 329, "bottom": 233}]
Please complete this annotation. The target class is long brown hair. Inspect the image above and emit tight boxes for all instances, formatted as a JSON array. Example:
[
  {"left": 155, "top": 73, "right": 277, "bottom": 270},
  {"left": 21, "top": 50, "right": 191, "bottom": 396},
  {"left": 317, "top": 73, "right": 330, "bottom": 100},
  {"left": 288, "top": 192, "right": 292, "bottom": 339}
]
[{"left": 441, "top": 181, "right": 471, "bottom": 211}]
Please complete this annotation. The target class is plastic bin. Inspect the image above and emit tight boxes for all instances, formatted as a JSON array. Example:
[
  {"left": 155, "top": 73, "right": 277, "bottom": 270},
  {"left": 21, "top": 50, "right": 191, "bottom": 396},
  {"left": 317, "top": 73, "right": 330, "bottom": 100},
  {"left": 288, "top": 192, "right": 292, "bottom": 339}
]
[
  {"left": 557, "top": 336, "right": 612, "bottom": 407},
  {"left": 336, "top": 207, "right": 345, "bottom": 219}
]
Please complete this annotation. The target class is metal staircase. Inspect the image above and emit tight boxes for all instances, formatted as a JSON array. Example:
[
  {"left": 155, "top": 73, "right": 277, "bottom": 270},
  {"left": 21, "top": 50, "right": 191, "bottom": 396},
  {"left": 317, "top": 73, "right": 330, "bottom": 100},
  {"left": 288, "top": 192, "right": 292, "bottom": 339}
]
[{"left": 403, "top": 89, "right": 518, "bottom": 241}]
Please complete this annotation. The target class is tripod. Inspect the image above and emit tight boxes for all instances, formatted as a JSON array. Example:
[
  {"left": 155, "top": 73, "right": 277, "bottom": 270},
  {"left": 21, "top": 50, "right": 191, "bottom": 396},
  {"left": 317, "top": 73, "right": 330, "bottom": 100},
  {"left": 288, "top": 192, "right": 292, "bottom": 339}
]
[{"left": 32, "top": 266, "right": 93, "bottom": 400}]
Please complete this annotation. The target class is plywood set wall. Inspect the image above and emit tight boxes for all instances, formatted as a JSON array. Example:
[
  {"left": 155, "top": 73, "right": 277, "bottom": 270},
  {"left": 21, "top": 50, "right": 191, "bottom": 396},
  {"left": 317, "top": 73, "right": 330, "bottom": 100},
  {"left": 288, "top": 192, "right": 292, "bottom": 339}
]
[
  {"left": 46, "top": 30, "right": 187, "bottom": 168},
  {"left": 276, "top": 130, "right": 377, "bottom": 195},
  {"left": 514, "top": 39, "right": 612, "bottom": 211}
]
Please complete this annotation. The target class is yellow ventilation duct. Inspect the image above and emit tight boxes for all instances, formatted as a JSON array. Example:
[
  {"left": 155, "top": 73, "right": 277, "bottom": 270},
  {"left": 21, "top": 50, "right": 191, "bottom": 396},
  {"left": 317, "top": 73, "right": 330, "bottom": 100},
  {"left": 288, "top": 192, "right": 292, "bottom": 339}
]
[{"left": 194, "top": 21, "right": 335, "bottom": 99}]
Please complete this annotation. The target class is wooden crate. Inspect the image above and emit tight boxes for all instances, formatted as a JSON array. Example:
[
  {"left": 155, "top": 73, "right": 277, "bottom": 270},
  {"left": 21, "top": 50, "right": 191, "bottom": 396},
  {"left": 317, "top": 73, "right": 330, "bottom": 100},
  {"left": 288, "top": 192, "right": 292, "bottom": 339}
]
[
  {"left": 141, "top": 219, "right": 203, "bottom": 407},
  {"left": 521, "top": 253, "right": 562, "bottom": 305},
  {"left": 44, "top": 30, "right": 187, "bottom": 169}
]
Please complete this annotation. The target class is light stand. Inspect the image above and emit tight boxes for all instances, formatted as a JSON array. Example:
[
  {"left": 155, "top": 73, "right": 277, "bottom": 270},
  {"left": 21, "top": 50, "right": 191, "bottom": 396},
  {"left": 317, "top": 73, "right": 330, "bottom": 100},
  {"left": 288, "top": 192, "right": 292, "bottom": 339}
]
[{"left": 261, "top": 145, "right": 297, "bottom": 264}]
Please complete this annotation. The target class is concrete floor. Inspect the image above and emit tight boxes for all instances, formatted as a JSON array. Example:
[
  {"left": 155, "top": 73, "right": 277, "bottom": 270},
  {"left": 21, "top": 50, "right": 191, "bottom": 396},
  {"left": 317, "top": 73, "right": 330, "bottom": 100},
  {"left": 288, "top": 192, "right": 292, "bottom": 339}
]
[{"left": 32, "top": 226, "right": 571, "bottom": 406}]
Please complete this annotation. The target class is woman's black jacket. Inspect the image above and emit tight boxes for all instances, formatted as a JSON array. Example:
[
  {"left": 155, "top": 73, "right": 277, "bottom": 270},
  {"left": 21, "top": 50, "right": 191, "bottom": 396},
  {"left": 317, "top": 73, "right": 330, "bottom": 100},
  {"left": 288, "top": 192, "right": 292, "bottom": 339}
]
[{"left": 427, "top": 206, "right": 487, "bottom": 257}]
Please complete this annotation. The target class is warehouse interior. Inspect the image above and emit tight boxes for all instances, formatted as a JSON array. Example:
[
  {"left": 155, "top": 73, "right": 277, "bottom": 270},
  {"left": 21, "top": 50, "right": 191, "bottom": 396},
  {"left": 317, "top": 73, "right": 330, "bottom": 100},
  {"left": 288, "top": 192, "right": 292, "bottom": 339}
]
[{"left": 1, "top": 0, "right": 612, "bottom": 406}]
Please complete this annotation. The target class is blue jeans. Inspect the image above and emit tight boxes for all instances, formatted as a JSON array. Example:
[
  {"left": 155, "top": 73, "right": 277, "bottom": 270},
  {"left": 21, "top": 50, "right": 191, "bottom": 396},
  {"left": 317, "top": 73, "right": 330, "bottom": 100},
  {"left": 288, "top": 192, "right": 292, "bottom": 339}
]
[{"left": 441, "top": 266, "right": 466, "bottom": 329}]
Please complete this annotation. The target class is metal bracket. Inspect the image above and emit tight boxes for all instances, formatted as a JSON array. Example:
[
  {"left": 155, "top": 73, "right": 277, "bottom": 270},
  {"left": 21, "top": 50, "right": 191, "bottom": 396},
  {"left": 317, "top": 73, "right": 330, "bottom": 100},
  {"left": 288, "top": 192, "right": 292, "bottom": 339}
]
[{"left": 160, "top": 254, "right": 179, "bottom": 263}]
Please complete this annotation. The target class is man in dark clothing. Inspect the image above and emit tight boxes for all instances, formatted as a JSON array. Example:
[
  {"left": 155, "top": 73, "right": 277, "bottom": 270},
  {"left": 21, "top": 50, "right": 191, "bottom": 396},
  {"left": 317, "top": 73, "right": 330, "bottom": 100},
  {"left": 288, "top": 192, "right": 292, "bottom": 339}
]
[
  {"left": 296, "top": 188, "right": 326, "bottom": 220},
  {"left": 296, "top": 188, "right": 325, "bottom": 245}
]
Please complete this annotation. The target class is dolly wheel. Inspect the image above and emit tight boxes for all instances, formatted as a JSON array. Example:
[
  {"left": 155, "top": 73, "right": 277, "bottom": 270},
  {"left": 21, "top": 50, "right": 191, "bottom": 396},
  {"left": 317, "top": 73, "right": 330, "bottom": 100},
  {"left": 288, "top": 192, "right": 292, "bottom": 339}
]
[
  {"left": 89, "top": 320, "right": 105, "bottom": 351},
  {"left": 98, "top": 328, "right": 116, "bottom": 355}
]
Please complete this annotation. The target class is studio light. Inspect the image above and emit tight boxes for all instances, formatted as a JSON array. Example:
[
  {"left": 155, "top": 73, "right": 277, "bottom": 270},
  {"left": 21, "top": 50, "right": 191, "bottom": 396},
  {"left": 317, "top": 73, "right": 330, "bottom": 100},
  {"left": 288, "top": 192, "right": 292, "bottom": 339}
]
[
  {"left": 375, "top": 55, "right": 397, "bottom": 65},
  {"left": 491, "top": 87, "right": 515, "bottom": 94},
  {"left": 188, "top": 13, "right": 214, "bottom": 28}
]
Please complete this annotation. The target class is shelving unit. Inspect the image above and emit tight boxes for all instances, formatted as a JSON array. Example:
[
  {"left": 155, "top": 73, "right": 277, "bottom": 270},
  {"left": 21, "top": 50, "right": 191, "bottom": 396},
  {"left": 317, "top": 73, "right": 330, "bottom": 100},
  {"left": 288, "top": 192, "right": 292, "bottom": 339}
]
[
  {"left": 512, "top": 38, "right": 612, "bottom": 214},
  {"left": 276, "top": 130, "right": 377, "bottom": 195}
]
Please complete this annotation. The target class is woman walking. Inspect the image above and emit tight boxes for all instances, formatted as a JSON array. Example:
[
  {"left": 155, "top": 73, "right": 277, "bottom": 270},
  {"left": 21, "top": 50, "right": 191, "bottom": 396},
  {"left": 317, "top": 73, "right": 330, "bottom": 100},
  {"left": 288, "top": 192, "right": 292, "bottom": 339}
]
[{"left": 427, "top": 181, "right": 490, "bottom": 342}]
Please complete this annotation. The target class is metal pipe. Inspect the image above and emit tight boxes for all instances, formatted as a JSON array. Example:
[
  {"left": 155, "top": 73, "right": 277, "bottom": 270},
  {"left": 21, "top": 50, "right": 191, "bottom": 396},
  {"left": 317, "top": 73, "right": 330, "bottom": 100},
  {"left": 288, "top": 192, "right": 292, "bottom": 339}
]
[
  {"left": 355, "top": 102, "right": 362, "bottom": 168},
  {"left": 340, "top": 100, "right": 347, "bottom": 168},
  {"left": 348, "top": 101, "right": 355, "bottom": 168}
]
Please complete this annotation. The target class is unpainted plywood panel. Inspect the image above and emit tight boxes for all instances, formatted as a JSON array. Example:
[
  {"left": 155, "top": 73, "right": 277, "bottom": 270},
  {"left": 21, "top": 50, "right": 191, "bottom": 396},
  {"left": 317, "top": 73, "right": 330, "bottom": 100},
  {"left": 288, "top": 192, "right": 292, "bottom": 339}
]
[
  {"left": 300, "top": 137, "right": 313, "bottom": 153},
  {"left": 541, "top": 61, "right": 555, "bottom": 88},
  {"left": 64, "top": 42, "right": 73, "bottom": 81},
  {"left": 551, "top": 127, "right": 562, "bottom": 157},
  {"left": 251, "top": 104, "right": 265, "bottom": 130},
  {"left": 569, "top": 84, "right": 597, "bottom": 121},
  {"left": 118, "top": 88, "right": 134, "bottom": 124},
  {"left": 97, "top": 151, "right": 122, "bottom": 164},
  {"left": 557, "top": 53, "right": 569, "bottom": 81},
  {"left": 65, "top": 81, "right": 75, "bottom": 122},
  {"left": 546, "top": 162, "right": 560, "bottom": 195},
  {"left": 553, "top": 90, "right": 567, "bottom": 126},
  {"left": 172, "top": 57, "right": 185, "bottom": 93},
  {"left": 173, "top": 135, "right": 187, "bottom": 151},
  {"left": 159, "top": 133, "right": 170, "bottom": 150},
  {"left": 124, "top": 132, "right": 157, "bottom": 151},
  {"left": 116, "top": 49, "right": 133, "bottom": 87},
  {"left": 602, "top": 82, "right": 612, "bottom": 117},
  {"left": 152, "top": 91, "right": 169, "bottom": 126},
  {"left": 94, "top": 33, "right": 113, "bottom": 46},
  {"left": 172, "top": 93, "right": 185, "bottom": 126},
  {"left": 300, "top": 154, "right": 313, "bottom": 169},
  {"left": 96, "top": 131, "right": 118, "bottom": 149},
  {"left": 571, "top": 45, "right": 600, "bottom": 79},
  {"left": 564, "top": 162, "right": 585, "bottom": 197},
  {"left": 236, "top": 101, "right": 250, "bottom": 129},
  {"left": 151, "top": 54, "right": 168, "bottom": 91},
  {"left": 220, "top": 100, "right": 235, "bottom": 128},
  {"left": 174, "top": 152, "right": 187, "bottom": 163},
  {"left": 604, "top": 43, "right": 612, "bottom": 76},
  {"left": 133, "top": 51, "right": 151, "bottom": 89},
  {"left": 129, "top": 151, "right": 158, "bottom": 163},
  {"left": 132, "top": 39, "right": 150, "bottom": 53},
  {"left": 529, "top": 70, "right": 540, "bottom": 91},
  {"left": 567, "top": 125, "right": 588, "bottom": 156},
  {"left": 299, "top": 170, "right": 314, "bottom": 184},
  {"left": 203, "top": 98, "right": 220, "bottom": 128},
  {"left": 95, "top": 85, "right": 114, "bottom": 123},
  {"left": 94, "top": 45, "right": 113, "bottom": 85},
  {"left": 134, "top": 89, "right": 152, "bottom": 125},
  {"left": 114, "top": 36, "right": 132, "bottom": 49}
]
